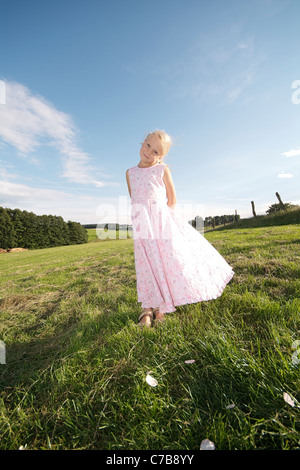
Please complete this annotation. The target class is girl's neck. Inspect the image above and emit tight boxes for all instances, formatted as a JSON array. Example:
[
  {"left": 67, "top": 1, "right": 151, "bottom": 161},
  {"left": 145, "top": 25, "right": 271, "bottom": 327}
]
[{"left": 137, "top": 160, "right": 160, "bottom": 169}]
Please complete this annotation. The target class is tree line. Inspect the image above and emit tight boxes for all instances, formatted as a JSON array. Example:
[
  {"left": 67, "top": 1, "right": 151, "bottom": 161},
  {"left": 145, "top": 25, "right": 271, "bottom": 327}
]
[
  {"left": 0, "top": 207, "right": 88, "bottom": 250},
  {"left": 189, "top": 213, "right": 240, "bottom": 229}
]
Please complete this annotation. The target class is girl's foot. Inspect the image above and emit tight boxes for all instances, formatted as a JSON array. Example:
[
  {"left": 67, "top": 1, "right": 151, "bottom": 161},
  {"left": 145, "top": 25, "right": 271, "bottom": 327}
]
[
  {"left": 138, "top": 308, "right": 153, "bottom": 328},
  {"left": 153, "top": 307, "right": 165, "bottom": 323}
]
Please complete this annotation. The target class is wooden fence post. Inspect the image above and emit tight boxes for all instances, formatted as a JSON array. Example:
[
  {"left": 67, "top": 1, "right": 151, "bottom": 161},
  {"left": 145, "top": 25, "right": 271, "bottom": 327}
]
[
  {"left": 251, "top": 201, "right": 257, "bottom": 217},
  {"left": 275, "top": 192, "right": 287, "bottom": 211}
]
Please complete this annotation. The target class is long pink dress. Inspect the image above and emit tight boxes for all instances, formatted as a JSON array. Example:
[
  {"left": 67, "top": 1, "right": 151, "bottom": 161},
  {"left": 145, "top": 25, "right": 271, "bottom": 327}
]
[{"left": 128, "top": 162, "right": 234, "bottom": 314}]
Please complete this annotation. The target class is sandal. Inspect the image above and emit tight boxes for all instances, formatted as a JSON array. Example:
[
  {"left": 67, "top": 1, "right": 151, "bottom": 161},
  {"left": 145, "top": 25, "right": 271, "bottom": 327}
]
[
  {"left": 138, "top": 308, "right": 153, "bottom": 328},
  {"left": 153, "top": 307, "right": 165, "bottom": 323}
]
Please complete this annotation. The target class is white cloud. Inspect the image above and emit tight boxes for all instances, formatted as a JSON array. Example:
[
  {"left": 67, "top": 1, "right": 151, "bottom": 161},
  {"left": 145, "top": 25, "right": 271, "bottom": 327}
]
[
  {"left": 281, "top": 148, "right": 300, "bottom": 158},
  {"left": 0, "top": 160, "right": 19, "bottom": 180},
  {"left": 0, "top": 80, "right": 110, "bottom": 187},
  {"left": 0, "top": 180, "right": 72, "bottom": 200},
  {"left": 237, "top": 42, "right": 251, "bottom": 50},
  {"left": 0, "top": 177, "right": 132, "bottom": 225},
  {"left": 277, "top": 172, "right": 294, "bottom": 178},
  {"left": 0, "top": 178, "right": 100, "bottom": 223}
]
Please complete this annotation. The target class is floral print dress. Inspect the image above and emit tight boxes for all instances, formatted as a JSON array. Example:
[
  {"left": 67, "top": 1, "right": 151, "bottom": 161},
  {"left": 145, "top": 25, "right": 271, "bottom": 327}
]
[{"left": 128, "top": 162, "right": 234, "bottom": 314}]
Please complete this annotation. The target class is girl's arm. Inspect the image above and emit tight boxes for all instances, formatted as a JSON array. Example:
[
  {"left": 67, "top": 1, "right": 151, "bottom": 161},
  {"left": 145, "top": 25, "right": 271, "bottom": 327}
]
[
  {"left": 163, "top": 165, "right": 176, "bottom": 210},
  {"left": 126, "top": 169, "right": 131, "bottom": 197}
]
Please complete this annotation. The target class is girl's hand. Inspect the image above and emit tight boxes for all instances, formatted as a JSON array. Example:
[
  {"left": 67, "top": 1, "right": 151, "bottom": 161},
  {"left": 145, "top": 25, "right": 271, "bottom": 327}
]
[{"left": 168, "top": 203, "right": 176, "bottom": 211}]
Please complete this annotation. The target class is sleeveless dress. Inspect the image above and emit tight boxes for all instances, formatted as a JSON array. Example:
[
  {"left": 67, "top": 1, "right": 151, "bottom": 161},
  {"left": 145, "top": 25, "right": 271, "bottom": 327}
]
[{"left": 128, "top": 162, "right": 234, "bottom": 314}]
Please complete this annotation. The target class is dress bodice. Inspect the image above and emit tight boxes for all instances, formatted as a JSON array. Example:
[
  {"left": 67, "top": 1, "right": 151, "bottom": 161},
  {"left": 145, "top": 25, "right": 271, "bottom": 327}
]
[{"left": 128, "top": 163, "right": 167, "bottom": 203}]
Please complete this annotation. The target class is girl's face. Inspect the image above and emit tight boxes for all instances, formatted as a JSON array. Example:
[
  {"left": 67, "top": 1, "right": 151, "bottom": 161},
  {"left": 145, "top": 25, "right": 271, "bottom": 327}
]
[{"left": 140, "top": 135, "right": 164, "bottom": 166}]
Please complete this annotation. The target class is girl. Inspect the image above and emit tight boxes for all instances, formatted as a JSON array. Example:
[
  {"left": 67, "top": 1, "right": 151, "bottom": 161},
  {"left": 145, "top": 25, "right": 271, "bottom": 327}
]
[{"left": 126, "top": 130, "right": 234, "bottom": 327}]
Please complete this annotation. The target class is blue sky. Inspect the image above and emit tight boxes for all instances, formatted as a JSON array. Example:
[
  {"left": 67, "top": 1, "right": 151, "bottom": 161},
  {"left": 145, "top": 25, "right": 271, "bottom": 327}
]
[{"left": 0, "top": 0, "right": 300, "bottom": 225}]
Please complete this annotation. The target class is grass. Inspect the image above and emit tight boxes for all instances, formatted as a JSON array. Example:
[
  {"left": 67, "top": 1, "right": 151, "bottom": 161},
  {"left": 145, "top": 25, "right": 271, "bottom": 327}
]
[
  {"left": 208, "top": 206, "right": 300, "bottom": 231},
  {"left": 86, "top": 227, "right": 132, "bottom": 242},
  {"left": 0, "top": 219, "right": 299, "bottom": 450}
]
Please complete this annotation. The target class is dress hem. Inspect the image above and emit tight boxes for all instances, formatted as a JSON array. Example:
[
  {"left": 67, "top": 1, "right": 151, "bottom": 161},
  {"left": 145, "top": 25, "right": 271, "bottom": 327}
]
[{"left": 138, "top": 269, "right": 235, "bottom": 314}]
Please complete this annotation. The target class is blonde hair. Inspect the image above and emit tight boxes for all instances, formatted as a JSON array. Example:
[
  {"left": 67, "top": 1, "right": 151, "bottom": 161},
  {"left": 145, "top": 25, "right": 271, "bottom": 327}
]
[{"left": 144, "top": 129, "right": 172, "bottom": 161}]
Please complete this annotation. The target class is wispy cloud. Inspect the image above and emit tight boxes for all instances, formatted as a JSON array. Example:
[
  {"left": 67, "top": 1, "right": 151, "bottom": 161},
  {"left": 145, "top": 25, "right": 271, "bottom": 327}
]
[
  {"left": 256, "top": 0, "right": 291, "bottom": 17},
  {"left": 0, "top": 179, "right": 73, "bottom": 201},
  {"left": 277, "top": 171, "right": 294, "bottom": 178},
  {"left": 0, "top": 80, "right": 110, "bottom": 187},
  {"left": 0, "top": 178, "right": 100, "bottom": 222},
  {"left": 0, "top": 178, "right": 128, "bottom": 224},
  {"left": 158, "top": 32, "right": 261, "bottom": 104},
  {"left": 281, "top": 148, "right": 300, "bottom": 158},
  {"left": 0, "top": 160, "right": 19, "bottom": 180}
]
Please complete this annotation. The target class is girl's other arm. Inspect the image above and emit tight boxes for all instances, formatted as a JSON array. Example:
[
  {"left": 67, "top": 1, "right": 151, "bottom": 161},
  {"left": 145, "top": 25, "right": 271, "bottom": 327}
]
[
  {"left": 163, "top": 165, "right": 176, "bottom": 210},
  {"left": 126, "top": 169, "right": 131, "bottom": 197}
]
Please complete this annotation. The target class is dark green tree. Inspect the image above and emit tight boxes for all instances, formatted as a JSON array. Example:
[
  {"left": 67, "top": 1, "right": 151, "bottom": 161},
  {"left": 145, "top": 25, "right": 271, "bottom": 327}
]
[
  {"left": 0, "top": 207, "right": 16, "bottom": 249},
  {"left": 266, "top": 202, "right": 297, "bottom": 214},
  {"left": 0, "top": 206, "right": 88, "bottom": 250}
]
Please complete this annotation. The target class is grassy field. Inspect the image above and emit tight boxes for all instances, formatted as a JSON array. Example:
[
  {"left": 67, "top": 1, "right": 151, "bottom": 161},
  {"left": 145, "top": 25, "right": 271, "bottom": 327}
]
[
  {"left": 86, "top": 227, "right": 132, "bottom": 243},
  {"left": 0, "top": 217, "right": 299, "bottom": 450}
]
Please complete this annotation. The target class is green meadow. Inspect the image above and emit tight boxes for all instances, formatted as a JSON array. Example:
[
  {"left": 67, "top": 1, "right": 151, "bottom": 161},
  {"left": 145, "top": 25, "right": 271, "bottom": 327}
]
[{"left": 0, "top": 212, "right": 299, "bottom": 450}]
